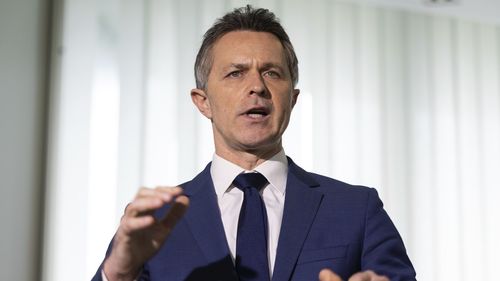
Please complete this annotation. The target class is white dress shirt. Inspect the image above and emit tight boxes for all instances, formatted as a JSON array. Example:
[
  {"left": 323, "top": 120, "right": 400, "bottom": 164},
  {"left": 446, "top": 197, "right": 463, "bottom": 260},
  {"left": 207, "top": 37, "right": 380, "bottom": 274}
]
[
  {"left": 211, "top": 150, "right": 288, "bottom": 275},
  {"left": 103, "top": 150, "right": 288, "bottom": 280}
]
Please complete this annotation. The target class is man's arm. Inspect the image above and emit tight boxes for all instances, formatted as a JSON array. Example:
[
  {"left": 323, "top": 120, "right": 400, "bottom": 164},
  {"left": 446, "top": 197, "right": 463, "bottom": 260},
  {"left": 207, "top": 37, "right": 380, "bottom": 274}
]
[
  {"left": 360, "top": 188, "right": 416, "bottom": 280},
  {"left": 319, "top": 188, "right": 415, "bottom": 281}
]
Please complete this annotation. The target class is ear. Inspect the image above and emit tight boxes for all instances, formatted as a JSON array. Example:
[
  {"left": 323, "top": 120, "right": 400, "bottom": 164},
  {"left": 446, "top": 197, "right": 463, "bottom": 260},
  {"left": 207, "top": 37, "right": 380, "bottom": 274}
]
[
  {"left": 191, "top": 88, "right": 212, "bottom": 119},
  {"left": 291, "top": 89, "right": 300, "bottom": 109}
]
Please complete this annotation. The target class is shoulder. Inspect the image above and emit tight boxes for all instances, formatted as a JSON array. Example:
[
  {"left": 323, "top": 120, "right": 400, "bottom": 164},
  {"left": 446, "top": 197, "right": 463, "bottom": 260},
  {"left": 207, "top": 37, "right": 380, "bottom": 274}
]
[
  {"left": 288, "top": 157, "right": 378, "bottom": 198},
  {"left": 307, "top": 172, "right": 382, "bottom": 213},
  {"left": 178, "top": 162, "right": 213, "bottom": 193},
  {"left": 309, "top": 172, "right": 375, "bottom": 194}
]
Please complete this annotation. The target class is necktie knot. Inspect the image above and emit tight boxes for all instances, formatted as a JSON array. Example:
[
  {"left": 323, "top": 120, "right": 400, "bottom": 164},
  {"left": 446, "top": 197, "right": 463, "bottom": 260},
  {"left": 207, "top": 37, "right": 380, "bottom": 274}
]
[{"left": 233, "top": 173, "right": 268, "bottom": 191}]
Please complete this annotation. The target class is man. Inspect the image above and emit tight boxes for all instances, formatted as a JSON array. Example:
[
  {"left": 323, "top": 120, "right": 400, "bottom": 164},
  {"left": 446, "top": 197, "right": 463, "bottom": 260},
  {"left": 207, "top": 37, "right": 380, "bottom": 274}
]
[{"left": 93, "top": 6, "right": 416, "bottom": 281}]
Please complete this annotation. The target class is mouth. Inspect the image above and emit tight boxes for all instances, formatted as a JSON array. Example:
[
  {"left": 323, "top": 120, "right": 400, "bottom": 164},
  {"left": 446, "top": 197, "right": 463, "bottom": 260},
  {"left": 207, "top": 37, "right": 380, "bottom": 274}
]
[{"left": 243, "top": 107, "right": 270, "bottom": 119}]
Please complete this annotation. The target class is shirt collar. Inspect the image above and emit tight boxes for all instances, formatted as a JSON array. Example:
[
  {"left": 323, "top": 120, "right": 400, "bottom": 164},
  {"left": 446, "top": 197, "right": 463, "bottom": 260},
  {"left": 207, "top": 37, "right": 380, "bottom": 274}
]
[{"left": 211, "top": 149, "right": 288, "bottom": 198}]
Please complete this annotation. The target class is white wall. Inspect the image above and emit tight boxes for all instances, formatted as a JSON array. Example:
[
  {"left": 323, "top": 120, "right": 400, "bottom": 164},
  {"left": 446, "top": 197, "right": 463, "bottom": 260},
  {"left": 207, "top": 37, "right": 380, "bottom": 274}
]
[
  {"left": 41, "top": 1, "right": 500, "bottom": 281},
  {"left": 0, "top": 0, "right": 50, "bottom": 280},
  {"left": 346, "top": 0, "right": 500, "bottom": 25}
]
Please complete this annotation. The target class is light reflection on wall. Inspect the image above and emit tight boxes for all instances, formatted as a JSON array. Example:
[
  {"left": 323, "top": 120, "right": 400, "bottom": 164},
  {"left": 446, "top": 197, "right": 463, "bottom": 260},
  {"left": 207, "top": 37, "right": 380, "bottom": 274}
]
[{"left": 86, "top": 48, "right": 120, "bottom": 278}]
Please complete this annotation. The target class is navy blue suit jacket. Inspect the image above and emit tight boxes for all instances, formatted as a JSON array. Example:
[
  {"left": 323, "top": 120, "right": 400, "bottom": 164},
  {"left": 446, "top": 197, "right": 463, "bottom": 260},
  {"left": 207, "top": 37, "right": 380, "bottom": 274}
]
[{"left": 93, "top": 158, "right": 416, "bottom": 281}]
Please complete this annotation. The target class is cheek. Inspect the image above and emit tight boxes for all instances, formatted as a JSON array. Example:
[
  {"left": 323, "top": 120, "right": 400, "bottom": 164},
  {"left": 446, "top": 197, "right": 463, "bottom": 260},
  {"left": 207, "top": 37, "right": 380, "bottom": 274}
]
[
  {"left": 276, "top": 101, "right": 295, "bottom": 129},
  {"left": 211, "top": 101, "right": 232, "bottom": 122},
  {"left": 276, "top": 98, "right": 294, "bottom": 116}
]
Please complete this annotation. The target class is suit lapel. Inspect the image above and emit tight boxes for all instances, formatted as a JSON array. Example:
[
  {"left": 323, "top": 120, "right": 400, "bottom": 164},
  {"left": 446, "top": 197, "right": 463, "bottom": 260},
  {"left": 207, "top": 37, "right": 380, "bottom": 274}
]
[
  {"left": 272, "top": 159, "right": 323, "bottom": 281},
  {"left": 182, "top": 164, "right": 236, "bottom": 279}
]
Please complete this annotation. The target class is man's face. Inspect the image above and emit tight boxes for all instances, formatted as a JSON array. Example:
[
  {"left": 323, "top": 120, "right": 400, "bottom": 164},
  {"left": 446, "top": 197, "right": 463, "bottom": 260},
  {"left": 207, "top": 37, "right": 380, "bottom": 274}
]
[{"left": 191, "top": 31, "right": 299, "bottom": 157}]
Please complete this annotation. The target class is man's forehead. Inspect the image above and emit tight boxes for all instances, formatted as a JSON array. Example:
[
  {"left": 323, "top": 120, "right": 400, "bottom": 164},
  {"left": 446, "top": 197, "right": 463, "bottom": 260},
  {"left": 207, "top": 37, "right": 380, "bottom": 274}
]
[{"left": 211, "top": 31, "right": 286, "bottom": 66}]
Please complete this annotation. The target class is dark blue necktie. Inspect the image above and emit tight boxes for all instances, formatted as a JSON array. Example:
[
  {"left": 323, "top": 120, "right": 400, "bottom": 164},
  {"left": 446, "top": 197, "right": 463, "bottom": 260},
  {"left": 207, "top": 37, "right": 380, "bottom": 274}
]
[{"left": 233, "top": 173, "right": 270, "bottom": 281}]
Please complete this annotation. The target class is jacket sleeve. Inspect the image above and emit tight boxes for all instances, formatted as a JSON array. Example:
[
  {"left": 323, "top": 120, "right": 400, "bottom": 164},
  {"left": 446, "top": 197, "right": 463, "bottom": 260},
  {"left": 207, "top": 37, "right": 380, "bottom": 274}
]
[
  {"left": 361, "top": 188, "right": 417, "bottom": 281},
  {"left": 90, "top": 238, "right": 150, "bottom": 281}
]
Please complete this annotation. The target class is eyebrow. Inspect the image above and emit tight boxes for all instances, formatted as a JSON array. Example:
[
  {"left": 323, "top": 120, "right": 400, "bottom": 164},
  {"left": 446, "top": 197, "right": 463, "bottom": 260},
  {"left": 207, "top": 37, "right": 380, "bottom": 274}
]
[
  {"left": 224, "top": 63, "right": 249, "bottom": 71},
  {"left": 261, "top": 62, "right": 285, "bottom": 72},
  {"left": 222, "top": 62, "right": 285, "bottom": 72}
]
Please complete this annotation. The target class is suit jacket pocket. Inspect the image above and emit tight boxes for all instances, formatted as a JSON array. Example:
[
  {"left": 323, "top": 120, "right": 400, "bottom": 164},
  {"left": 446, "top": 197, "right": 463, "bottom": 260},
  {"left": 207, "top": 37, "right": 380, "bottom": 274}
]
[{"left": 297, "top": 245, "right": 348, "bottom": 265}]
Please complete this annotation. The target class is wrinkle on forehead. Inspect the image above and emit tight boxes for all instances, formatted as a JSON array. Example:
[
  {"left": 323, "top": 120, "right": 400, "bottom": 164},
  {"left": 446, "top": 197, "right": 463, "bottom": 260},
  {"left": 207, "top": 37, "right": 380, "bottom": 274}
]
[
  {"left": 214, "top": 32, "right": 284, "bottom": 57},
  {"left": 210, "top": 31, "right": 289, "bottom": 76}
]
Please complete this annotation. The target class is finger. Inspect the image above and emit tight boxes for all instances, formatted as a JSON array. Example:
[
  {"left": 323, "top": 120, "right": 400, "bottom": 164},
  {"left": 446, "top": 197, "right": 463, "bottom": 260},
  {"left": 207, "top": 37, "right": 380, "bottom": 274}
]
[
  {"left": 127, "top": 186, "right": 185, "bottom": 216},
  {"left": 136, "top": 186, "right": 156, "bottom": 197},
  {"left": 155, "top": 186, "right": 184, "bottom": 197},
  {"left": 121, "top": 215, "right": 156, "bottom": 233},
  {"left": 136, "top": 186, "right": 181, "bottom": 202},
  {"left": 160, "top": 195, "right": 189, "bottom": 232},
  {"left": 125, "top": 196, "right": 165, "bottom": 217},
  {"left": 319, "top": 269, "right": 342, "bottom": 281},
  {"left": 349, "top": 271, "right": 370, "bottom": 281},
  {"left": 348, "top": 270, "right": 389, "bottom": 281}
]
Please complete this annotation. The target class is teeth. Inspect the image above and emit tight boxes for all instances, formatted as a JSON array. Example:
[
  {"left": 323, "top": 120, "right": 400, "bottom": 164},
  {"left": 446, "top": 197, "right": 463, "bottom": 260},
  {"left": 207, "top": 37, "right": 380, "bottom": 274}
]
[{"left": 248, "top": 113, "right": 265, "bottom": 118}]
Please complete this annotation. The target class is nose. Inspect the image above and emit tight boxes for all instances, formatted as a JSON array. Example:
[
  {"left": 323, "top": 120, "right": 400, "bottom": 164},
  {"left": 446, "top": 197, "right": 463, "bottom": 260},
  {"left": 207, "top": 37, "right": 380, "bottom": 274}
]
[{"left": 247, "top": 71, "right": 268, "bottom": 97}]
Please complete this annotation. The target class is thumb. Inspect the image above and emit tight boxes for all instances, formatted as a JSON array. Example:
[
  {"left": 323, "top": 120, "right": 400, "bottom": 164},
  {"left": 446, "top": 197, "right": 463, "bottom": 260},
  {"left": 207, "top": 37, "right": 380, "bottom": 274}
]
[
  {"left": 319, "top": 269, "right": 343, "bottom": 281},
  {"left": 161, "top": 195, "right": 189, "bottom": 232}
]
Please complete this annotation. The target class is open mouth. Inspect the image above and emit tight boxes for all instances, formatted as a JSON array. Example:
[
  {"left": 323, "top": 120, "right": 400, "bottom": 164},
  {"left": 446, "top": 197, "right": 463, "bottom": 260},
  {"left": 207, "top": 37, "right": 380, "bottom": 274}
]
[{"left": 244, "top": 107, "right": 270, "bottom": 118}]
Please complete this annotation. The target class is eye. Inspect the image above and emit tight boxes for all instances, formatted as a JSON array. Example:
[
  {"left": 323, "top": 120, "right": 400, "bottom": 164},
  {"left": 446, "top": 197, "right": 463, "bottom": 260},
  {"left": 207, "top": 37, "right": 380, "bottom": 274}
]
[
  {"left": 264, "top": 71, "right": 280, "bottom": 79},
  {"left": 227, "top": 70, "right": 242, "bottom": 78}
]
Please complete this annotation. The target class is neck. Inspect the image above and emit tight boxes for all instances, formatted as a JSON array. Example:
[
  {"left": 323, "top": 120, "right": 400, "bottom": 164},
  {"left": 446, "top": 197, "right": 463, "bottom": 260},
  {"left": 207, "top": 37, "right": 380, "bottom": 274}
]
[{"left": 215, "top": 144, "right": 282, "bottom": 170}]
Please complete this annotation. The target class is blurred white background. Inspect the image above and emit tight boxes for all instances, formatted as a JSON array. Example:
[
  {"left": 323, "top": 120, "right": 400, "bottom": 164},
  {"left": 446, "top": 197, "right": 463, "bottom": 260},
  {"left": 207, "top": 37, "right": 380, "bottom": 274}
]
[{"left": 1, "top": 0, "right": 499, "bottom": 280}]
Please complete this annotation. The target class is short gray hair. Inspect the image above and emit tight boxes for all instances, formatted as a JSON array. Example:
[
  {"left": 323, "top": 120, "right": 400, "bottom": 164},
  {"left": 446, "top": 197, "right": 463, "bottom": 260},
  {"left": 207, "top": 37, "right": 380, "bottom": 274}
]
[{"left": 194, "top": 5, "right": 299, "bottom": 90}]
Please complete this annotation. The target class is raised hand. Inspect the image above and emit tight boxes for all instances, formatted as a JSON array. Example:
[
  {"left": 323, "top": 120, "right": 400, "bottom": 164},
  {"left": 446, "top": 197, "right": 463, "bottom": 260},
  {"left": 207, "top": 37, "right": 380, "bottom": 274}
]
[{"left": 103, "top": 186, "right": 189, "bottom": 281}]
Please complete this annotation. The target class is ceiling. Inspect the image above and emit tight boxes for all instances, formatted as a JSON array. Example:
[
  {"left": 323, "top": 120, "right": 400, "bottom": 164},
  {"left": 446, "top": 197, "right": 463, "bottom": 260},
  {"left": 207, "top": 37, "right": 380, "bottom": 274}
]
[{"left": 344, "top": 0, "right": 500, "bottom": 25}]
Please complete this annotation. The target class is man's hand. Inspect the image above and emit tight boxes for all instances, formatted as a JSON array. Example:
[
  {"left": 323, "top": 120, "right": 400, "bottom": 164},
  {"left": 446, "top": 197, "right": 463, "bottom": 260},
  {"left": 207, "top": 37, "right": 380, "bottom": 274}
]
[
  {"left": 103, "top": 186, "right": 189, "bottom": 281},
  {"left": 319, "top": 269, "right": 389, "bottom": 281},
  {"left": 319, "top": 269, "right": 342, "bottom": 281}
]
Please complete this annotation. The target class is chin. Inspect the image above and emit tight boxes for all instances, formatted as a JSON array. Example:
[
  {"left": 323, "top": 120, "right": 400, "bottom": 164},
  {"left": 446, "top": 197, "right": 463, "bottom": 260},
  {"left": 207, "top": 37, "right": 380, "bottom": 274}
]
[{"left": 239, "top": 136, "right": 281, "bottom": 153}]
